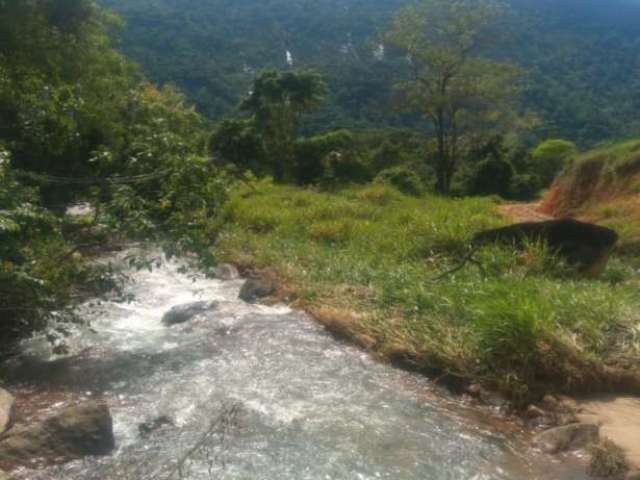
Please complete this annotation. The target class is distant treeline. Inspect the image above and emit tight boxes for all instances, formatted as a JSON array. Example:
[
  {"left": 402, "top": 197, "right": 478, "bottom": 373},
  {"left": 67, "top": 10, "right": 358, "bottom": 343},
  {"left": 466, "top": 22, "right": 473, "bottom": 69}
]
[{"left": 99, "top": 0, "right": 640, "bottom": 146}]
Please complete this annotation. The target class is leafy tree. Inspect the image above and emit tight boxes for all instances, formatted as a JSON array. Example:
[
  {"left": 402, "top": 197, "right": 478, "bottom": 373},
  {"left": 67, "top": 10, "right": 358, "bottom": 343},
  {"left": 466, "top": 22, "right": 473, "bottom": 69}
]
[
  {"left": 294, "top": 129, "right": 354, "bottom": 184},
  {"left": 386, "top": 0, "right": 524, "bottom": 194},
  {"left": 240, "top": 70, "right": 327, "bottom": 182},
  {"left": 209, "top": 119, "right": 264, "bottom": 174},
  {"left": 530, "top": 138, "right": 578, "bottom": 186}
]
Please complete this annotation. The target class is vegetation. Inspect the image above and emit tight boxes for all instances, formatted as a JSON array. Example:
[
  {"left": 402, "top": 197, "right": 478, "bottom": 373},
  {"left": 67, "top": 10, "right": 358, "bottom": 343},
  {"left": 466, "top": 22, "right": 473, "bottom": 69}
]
[
  {"left": 0, "top": 0, "right": 226, "bottom": 349},
  {"left": 386, "top": 0, "right": 524, "bottom": 194},
  {"left": 216, "top": 181, "right": 640, "bottom": 404},
  {"left": 99, "top": 0, "right": 640, "bottom": 146},
  {"left": 542, "top": 139, "right": 640, "bottom": 257},
  {"left": 2, "top": 0, "right": 640, "bottom": 420}
]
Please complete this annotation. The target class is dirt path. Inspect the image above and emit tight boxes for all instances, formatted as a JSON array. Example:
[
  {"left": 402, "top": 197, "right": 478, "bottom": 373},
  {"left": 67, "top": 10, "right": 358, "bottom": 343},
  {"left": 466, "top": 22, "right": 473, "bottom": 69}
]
[
  {"left": 498, "top": 201, "right": 552, "bottom": 222},
  {"left": 578, "top": 396, "right": 640, "bottom": 470}
]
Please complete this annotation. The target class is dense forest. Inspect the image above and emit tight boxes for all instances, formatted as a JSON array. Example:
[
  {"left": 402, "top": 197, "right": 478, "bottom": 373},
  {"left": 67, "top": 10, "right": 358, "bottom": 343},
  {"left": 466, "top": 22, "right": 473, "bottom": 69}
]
[{"left": 99, "top": 0, "right": 640, "bottom": 146}]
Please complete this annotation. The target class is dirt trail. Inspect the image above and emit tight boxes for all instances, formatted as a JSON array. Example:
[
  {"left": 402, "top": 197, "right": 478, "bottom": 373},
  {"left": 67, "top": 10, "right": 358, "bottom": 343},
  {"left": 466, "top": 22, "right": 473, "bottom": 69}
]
[
  {"left": 498, "top": 201, "right": 553, "bottom": 222},
  {"left": 498, "top": 202, "right": 640, "bottom": 472}
]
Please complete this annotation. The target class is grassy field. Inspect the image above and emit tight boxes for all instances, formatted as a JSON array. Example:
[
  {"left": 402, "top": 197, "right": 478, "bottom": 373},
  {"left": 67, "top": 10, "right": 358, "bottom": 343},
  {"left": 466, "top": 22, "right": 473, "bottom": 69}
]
[{"left": 216, "top": 180, "right": 640, "bottom": 406}]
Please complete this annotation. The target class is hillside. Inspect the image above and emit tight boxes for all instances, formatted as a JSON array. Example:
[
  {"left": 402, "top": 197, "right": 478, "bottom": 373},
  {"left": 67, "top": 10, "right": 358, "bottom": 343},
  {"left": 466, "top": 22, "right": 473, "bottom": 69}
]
[
  {"left": 98, "top": 0, "right": 640, "bottom": 145},
  {"left": 542, "top": 140, "right": 640, "bottom": 254}
]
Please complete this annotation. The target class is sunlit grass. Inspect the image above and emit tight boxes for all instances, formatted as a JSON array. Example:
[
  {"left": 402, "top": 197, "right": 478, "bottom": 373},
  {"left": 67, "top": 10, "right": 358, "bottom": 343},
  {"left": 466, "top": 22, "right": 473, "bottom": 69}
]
[{"left": 217, "top": 180, "right": 640, "bottom": 404}]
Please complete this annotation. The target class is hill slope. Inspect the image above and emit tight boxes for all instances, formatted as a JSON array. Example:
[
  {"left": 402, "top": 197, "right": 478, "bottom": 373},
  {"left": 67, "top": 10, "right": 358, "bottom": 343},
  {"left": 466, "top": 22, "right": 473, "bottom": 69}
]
[
  {"left": 542, "top": 140, "right": 640, "bottom": 254},
  {"left": 99, "top": 0, "right": 640, "bottom": 144}
]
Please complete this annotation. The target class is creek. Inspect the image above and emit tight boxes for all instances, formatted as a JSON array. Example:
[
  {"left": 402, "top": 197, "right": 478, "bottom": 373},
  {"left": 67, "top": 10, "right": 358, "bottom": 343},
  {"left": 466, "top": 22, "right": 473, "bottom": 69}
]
[{"left": 6, "top": 249, "right": 587, "bottom": 479}]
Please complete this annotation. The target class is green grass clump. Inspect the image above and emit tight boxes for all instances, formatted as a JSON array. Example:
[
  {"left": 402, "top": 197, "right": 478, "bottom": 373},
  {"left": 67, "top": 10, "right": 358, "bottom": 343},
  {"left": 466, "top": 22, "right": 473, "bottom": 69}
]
[{"left": 217, "top": 180, "right": 640, "bottom": 404}]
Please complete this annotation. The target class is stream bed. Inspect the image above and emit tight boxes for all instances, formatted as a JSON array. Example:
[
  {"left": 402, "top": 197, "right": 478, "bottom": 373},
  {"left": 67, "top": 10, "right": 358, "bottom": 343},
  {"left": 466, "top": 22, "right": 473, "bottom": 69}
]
[{"left": 5, "top": 249, "right": 587, "bottom": 479}]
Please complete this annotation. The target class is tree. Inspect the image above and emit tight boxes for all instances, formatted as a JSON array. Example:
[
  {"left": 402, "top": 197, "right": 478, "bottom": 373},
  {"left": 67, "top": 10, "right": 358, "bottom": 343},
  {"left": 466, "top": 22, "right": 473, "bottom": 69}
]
[
  {"left": 240, "top": 70, "right": 327, "bottom": 182},
  {"left": 386, "top": 0, "right": 524, "bottom": 194}
]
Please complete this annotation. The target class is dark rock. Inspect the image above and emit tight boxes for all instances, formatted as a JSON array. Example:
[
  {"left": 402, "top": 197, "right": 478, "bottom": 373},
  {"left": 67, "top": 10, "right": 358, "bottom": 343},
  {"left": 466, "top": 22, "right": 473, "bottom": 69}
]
[
  {"left": 0, "top": 388, "right": 14, "bottom": 436},
  {"left": 534, "top": 422, "right": 599, "bottom": 453},
  {"left": 473, "top": 219, "right": 619, "bottom": 276},
  {"left": 138, "top": 415, "right": 174, "bottom": 438},
  {"left": 0, "top": 402, "right": 115, "bottom": 464},
  {"left": 161, "top": 301, "right": 217, "bottom": 326},
  {"left": 239, "top": 278, "right": 276, "bottom": 303},
  {"left": 215, "top": 263, "right": 240, "bottom": 281}
]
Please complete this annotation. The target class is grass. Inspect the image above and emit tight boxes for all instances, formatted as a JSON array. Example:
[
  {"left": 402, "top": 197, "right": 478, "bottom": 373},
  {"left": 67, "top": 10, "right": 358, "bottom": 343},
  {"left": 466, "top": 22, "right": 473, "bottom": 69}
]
[{"left": 216, "top": 180, "right": 640, "bottom": 405}]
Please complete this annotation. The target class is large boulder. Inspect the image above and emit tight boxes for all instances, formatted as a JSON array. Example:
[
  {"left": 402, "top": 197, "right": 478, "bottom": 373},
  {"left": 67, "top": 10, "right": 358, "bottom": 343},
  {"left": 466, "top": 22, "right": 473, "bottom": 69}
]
[
  {"left": 161, "top": 301, "right": 217, "bottom": 326},
  {"left": 534, "top": 422, "right": 600, "bottom": 453},
  {"left": 0, "top": 402, "right": 115, "bottom": 464},
  {"left": 473, "top": 219, "right": 618, "bottom": 277},
  {"left": 0, "top": 388, "right": 14, "bottom": 436},
  {"left": 239, "top": 278, "right": 276, "bottom": 303}
]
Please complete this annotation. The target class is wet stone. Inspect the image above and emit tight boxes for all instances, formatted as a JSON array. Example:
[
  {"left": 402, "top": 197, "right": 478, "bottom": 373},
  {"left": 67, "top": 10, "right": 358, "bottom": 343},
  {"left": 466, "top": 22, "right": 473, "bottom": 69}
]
[{"left": 161, "top": 301, "right": 217, "bottom": 326}]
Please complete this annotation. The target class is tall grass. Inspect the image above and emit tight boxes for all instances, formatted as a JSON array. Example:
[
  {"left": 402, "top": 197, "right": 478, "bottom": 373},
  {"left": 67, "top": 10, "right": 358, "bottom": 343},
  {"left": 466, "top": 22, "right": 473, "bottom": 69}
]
[{"left": 217, "top": 180, "right": 640, "bottom": 404}]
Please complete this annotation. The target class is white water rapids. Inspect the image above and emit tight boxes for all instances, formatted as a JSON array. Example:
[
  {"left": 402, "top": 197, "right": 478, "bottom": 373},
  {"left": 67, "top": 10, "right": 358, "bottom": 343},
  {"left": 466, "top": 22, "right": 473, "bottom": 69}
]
[{"left": 7, "top": 249, "right": 587, "bottom": 479}]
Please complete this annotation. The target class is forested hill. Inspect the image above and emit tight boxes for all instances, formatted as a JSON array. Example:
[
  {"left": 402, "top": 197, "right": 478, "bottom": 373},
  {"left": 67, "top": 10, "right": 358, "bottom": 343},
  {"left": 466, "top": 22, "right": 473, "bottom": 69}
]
[{"left": 99, "top": 0, "right": 640, "bottom": 146}]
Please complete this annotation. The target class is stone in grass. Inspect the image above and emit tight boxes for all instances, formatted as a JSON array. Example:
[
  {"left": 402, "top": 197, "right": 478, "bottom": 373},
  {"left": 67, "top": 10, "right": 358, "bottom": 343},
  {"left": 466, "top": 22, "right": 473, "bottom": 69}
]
[
  {"left": 534, "top": 422, "right": 600, "bottom": 454},
  {"left": 162, "top": 301, "right": 217, "bottom": 326}
]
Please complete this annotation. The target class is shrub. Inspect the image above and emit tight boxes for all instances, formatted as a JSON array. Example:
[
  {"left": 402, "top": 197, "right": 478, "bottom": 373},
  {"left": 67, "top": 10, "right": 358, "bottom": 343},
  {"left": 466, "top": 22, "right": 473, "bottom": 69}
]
[
  {"left": 530, "top": 139, "right": 578, "bottom": 186},
  {"left": 294, "top": 129, "right": 354, "bottom": 184},
  {"left": 509, "top": 173, "right": 543, "bottom": 200},
  {"left": 469, "top": 157, "right": 514, "bottom": 197},
  {"left": 374, "top": 166, "right": 424, "bottom": 196}
]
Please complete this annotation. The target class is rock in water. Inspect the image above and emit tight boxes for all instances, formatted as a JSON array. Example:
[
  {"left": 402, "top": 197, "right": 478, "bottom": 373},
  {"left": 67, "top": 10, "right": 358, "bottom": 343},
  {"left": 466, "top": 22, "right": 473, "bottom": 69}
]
[
  {"left": 215, "top": 263, "right": 240, "bottom": 281},
  {"left": 0, "top": 388, "right": 15, "bottom": 436},
  {"left": 161, "top": 301, "right": 217, "bottom": 326},
  {"left": 0, "top": 402, "right": 115, "bottom": 464},
  {"left": 138, "top": 415, "right": 174, "bottom": 438},
  {"left": 473, "top": 219, "right": 618, "bottom": 277},
  {"left": 239, "top": 278, "right": 276, "bottom": 303},
  {"left": 534, "top": 422, "right": 600, "bottom": 453}
]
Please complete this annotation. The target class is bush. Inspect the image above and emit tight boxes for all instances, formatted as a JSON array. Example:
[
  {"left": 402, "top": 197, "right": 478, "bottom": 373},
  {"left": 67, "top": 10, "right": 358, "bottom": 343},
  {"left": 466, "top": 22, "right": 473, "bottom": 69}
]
[
  {"left": 509, "top": 173, "right": 542, "bottom": 200},
  {"left": 469, "top": 157, "right": 514, "bottom": 197},
  {"left": 374, "top": 166, "right": 424, "bottom": 196},
  {"left": 530, "top": 139, "right": 578, "bottom": 186},
  {"left": 294, "top": 130, "right": 354, "bottom": 184}
]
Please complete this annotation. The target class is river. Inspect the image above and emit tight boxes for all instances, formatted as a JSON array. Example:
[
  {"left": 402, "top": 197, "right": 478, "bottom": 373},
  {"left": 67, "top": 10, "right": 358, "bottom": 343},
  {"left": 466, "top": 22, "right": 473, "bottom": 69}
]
[{"left": 5, "top": 249, "right": 587, "bottom": 479}]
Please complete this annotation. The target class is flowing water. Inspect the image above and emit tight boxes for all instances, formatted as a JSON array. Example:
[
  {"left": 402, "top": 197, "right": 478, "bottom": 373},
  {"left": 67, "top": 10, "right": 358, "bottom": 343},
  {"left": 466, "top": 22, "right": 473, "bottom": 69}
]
[{"left": 6, "top": 249, "right": 587, "bottom": 480}]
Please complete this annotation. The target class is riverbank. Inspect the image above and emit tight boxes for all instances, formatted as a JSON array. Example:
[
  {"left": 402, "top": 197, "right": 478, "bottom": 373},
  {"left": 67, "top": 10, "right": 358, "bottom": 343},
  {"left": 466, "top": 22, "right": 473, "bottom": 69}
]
[{"left": 215, "top": 181, "right": 640, "bottom": 407}]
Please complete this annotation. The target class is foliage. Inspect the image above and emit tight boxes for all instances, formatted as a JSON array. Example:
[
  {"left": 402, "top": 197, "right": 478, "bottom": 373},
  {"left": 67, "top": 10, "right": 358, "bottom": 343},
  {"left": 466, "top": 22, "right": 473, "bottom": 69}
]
[
  {"left": 99, "top": 0, "right": 640, "bottom": 146},
  {"left": 209, "top": 119, "right": 264, "bottom": 173},
  {"left": 374, "top": 166, "right": 424, "bottom": 196},
  {"left": 239, "top": 69, "right": 328, "bottom": 182},
  {"left": 386, "top": 0, "right": 524, "bottom": 194},
  {"left": 530, "top": 138, "right": 578, "bottom": 186},
  {"left": 217, "top": 182, "right": 640, "bottom": 402},
  {"left": 0, "top": 0, "right": 227, "bottom": 347},
  {"left": 294, "top": 129, "right": 354, "bottom": 184}
]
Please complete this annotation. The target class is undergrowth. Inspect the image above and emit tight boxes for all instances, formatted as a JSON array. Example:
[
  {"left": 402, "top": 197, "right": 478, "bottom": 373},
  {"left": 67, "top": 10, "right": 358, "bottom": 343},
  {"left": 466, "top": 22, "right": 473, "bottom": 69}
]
[{"left": 216, "top": 181, "right": 640, "bottom": 405}]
